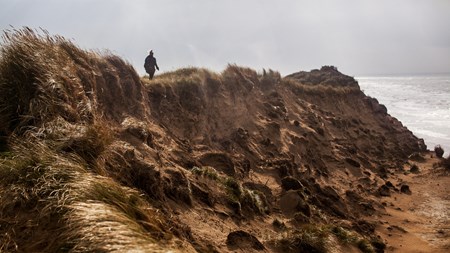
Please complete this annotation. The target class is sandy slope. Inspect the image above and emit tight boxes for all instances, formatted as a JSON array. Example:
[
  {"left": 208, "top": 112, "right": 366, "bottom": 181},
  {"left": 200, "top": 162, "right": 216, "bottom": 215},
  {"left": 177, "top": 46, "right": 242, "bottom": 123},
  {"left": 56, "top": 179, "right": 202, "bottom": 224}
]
[{"left": 373, "top": 153, "right": 449, "bottom": 252}]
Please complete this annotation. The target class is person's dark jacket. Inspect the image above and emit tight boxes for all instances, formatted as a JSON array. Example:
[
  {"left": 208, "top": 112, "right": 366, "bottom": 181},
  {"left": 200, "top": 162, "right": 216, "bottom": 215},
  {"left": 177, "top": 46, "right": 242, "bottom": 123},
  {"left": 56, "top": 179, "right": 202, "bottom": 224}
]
[{"left": 144, "top": 55, "right": 159, "bottom": 73}]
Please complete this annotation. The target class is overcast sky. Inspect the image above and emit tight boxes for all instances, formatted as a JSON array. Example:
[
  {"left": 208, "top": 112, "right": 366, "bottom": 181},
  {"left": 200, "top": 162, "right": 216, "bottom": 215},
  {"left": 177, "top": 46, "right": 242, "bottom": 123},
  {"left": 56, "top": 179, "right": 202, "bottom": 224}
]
[{"left": 1, "top": 0, "right": 449, "bottom": 76}]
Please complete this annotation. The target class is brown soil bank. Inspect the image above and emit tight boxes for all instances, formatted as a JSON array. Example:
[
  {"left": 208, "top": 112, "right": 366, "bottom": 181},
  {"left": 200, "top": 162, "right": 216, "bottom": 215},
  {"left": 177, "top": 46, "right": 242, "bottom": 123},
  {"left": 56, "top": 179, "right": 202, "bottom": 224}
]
[{"left": 2, "top": 28, "right": 446, "bottom": 253}]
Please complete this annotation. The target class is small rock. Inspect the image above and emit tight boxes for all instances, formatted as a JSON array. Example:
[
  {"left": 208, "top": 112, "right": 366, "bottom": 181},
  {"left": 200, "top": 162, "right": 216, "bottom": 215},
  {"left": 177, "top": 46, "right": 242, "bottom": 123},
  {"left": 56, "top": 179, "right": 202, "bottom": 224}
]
[
  {"left": 226, "top": 230, "right": 265, "bottom": 251},
  {"left": 400, "top": 185, "right": 412, "bottom": 195},
  {"left": 378, "top": 185, "right": 391, "bottom": 197},
  {"left": 385, "top": 181, "right": 395, "bottom": 188},
  {"left": 410, "top": 164, "right": 420, "bottom": 174},
  {"left": 272, "top": 219, "right": 286, "bottom": 230},
  {"left": 316, "top": 127, "right": 325, "bottom": 136},
  {"left": 281, "top": 176, "right": 303, "bottom": 191},
  {"left": 359, "top": 202, "right": 375, "bottom": 212},
  {"left": 388, "top": 225, "right": 407, "bottom": 233},
  {"left": 393, "top": 225, "right": 407, "bottom": 233},
  {"left": 345, "top": 157, "right": 361, "bottom": 168},
  {"left": 377, "top": 167, "right": 389, "bottom": 179},
  {"left": 279, "top": 190, "right": 308, "bottom": 217},
  {"left": 191, "top": 183, "right": 215, "bottom": 206},
  {"left": 198, "top": 152, "right": 236, "bottom": 176}
]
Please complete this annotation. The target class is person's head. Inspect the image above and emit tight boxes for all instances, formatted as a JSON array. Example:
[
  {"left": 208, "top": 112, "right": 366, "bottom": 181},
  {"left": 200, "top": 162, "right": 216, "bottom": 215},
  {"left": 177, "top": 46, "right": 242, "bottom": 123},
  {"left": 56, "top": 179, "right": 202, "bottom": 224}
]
[{"left": 149, "top": 50, "right": 153, "bottom": 56}]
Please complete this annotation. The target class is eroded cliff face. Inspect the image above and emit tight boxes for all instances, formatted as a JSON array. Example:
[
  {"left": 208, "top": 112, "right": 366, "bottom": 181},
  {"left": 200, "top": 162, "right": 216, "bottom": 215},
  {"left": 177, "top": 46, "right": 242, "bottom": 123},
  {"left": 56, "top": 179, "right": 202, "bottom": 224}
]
[
  {"left": 138, "top": 65, "right": 425, "bottom": 252},
  {"left": 146, "top": 65, "right": 424, "bottom": 180},
  {"left": 0, "top": 30, "right": 425, "bottom": 252}
]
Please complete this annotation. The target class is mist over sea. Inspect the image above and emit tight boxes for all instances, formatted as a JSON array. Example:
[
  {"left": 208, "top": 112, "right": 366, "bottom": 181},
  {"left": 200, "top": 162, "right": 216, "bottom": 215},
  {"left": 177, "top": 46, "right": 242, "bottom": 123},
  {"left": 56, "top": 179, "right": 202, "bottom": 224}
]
[{"left": 357, "top": 74, "right": 450, "bottom": 156}]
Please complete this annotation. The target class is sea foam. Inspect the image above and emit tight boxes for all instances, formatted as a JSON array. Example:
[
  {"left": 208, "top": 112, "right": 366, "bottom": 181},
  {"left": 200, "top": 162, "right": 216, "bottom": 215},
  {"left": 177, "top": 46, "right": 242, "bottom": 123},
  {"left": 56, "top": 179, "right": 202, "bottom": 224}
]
[{"left": 358, "top": 74, "right": 450, "bottom": 156}]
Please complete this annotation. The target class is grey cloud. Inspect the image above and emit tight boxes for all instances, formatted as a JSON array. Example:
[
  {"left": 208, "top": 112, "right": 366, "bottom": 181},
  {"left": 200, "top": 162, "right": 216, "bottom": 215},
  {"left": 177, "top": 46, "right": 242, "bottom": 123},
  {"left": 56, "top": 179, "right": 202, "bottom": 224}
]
[{"left": 1, "top": 0, "right": 449, "bottom": 76}]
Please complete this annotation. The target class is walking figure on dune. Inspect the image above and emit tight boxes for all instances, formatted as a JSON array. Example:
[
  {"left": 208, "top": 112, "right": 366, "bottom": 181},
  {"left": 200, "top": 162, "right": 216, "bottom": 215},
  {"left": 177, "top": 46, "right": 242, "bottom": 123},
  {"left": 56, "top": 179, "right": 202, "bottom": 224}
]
[{"left": 144, "top": 50, "right": 159, "bottom": 80}]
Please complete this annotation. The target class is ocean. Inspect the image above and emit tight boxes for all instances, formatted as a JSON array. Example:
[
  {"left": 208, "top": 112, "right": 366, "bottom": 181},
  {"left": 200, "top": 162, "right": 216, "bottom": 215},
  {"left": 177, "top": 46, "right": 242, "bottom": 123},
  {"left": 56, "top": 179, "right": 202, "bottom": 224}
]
[{"left": 357, "top": 75, "right": 450, "bottom": 157}]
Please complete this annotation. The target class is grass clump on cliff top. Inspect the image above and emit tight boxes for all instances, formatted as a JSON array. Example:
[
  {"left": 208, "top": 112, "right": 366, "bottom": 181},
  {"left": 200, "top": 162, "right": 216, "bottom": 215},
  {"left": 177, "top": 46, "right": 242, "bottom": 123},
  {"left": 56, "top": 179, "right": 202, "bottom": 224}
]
[
  {"left": 0, "top": 28, "right": 94, "bottom": 135},
  {"left": 0, "top": 27, "right": 146, "bottom": 139}
]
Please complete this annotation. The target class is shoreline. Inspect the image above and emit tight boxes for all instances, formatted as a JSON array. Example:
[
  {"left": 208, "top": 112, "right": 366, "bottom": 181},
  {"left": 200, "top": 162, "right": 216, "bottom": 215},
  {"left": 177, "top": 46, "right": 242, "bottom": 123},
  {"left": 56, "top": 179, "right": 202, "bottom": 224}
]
[{"left": 357, "top": 75, "right": 450, "bottom": 157}]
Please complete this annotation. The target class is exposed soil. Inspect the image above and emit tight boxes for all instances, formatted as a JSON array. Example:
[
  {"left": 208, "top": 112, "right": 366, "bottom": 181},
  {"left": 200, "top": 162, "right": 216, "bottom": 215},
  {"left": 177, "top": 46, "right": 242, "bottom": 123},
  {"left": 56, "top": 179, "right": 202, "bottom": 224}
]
[{"left": 373, "top": 153, "right": 449, "bottom": 252}]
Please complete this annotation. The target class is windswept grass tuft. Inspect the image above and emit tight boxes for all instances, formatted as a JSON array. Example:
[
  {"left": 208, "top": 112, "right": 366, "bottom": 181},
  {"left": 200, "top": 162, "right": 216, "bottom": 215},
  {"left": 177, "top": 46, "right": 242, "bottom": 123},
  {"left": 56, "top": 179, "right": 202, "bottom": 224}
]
[
  {"left": 259, "top": 68, "right": 281, "bottom": 90},
  {"left": 277, "top": 225, "right": 330, "bottom": 253},
  {"left": 222, "top": 64, "right": 259, "bottom": 93},
  {"left": 0, "top": 27, "right": 148, "bottom": 136},
  {"left": 189, "top": 166, "right": 268, "bottom": 214},
  {"left": 224, "top": 177, "right": 243, "bottom": 201},
  {"left": 273, "top": 224, "right": 380, "bottom": 253},
  {"left": 0, "top": 138, "right": 179, "bottom": 252},
  {"left": 59, "top": 120, "right": 114, "bottom": 166},
  {"left": 241, "top": 188, "right": 269, "bottom": 214},
  {"left": 0, "top": 28, "right": 92, "bottom": 134},
  {"left": 283, "top": 78, "right": 361, "bottom": 96},
  {"left": 191, "top": 166, "right": 219, "bottom": 181}
]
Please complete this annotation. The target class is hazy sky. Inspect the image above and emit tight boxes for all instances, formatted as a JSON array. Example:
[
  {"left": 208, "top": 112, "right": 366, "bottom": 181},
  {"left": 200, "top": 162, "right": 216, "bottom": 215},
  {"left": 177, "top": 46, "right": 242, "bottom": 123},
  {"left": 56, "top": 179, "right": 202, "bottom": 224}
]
[{"left": 1, "top": 0, "right": 449, "bottom": 76}]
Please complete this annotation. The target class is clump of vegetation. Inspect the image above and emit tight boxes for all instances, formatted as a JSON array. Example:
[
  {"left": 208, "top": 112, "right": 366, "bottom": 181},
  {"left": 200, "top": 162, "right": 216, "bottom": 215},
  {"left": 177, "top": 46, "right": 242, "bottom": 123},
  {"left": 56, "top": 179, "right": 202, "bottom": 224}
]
[
  {"left": 356, "top": 239, "right": 375, "bottom": 253},
  {"left": 1, "top": 27, "right": 146, "bottom": 138},
  {"left": 259, "top": 68, "right": 281, "bottom": 90},
  {"left": 221, "top": 177, "right": 268, "bottom": 214},
  {"left": 0, "top": 28, "right": 89, "bottom": 134},
  {"left": 331, "top": 226, "right": 358, "bottom": 244},
  {"left": 275, "top": 225, "right": 382, "bottom": 253},
  {"left": 241, "top": 188, "right": 269, "bottom": 214},
  {"left": 222, "top": 64, "right": 259, "bottom": 93},
  {"left": 190, "top": 166, "right": 219, "bottom": 181},
  {"left": 434, "top": 145, "right": 444, "bottom": 158},
  {"left": 62, "top": 122, "right": 113, "bottom": 166},
  {"left": 223, "top": 177, "right": 243, "bottom": 202},
  {"left": 278, "top": 225, "right": 329, "bottom": 253},
  {"left": 332, "top": 226, "right": 384, "bottom": 253},
  {"left": 190, "top": 167, "right": 268, "bottom": 214}
]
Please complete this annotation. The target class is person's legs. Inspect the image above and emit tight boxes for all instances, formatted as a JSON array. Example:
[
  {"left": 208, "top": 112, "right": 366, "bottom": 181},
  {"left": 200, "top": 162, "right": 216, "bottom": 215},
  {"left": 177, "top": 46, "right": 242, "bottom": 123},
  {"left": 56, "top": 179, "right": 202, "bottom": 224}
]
[{"left": 149, "top": 69, "right": 155, "bottom": 79}]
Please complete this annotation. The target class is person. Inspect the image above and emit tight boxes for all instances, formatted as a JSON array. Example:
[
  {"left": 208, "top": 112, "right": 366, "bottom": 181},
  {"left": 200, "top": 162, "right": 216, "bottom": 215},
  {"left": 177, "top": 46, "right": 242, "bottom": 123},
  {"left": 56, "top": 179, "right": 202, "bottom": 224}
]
[{"left": 144, "top": 50, "right": 159, "bottom": 79}]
